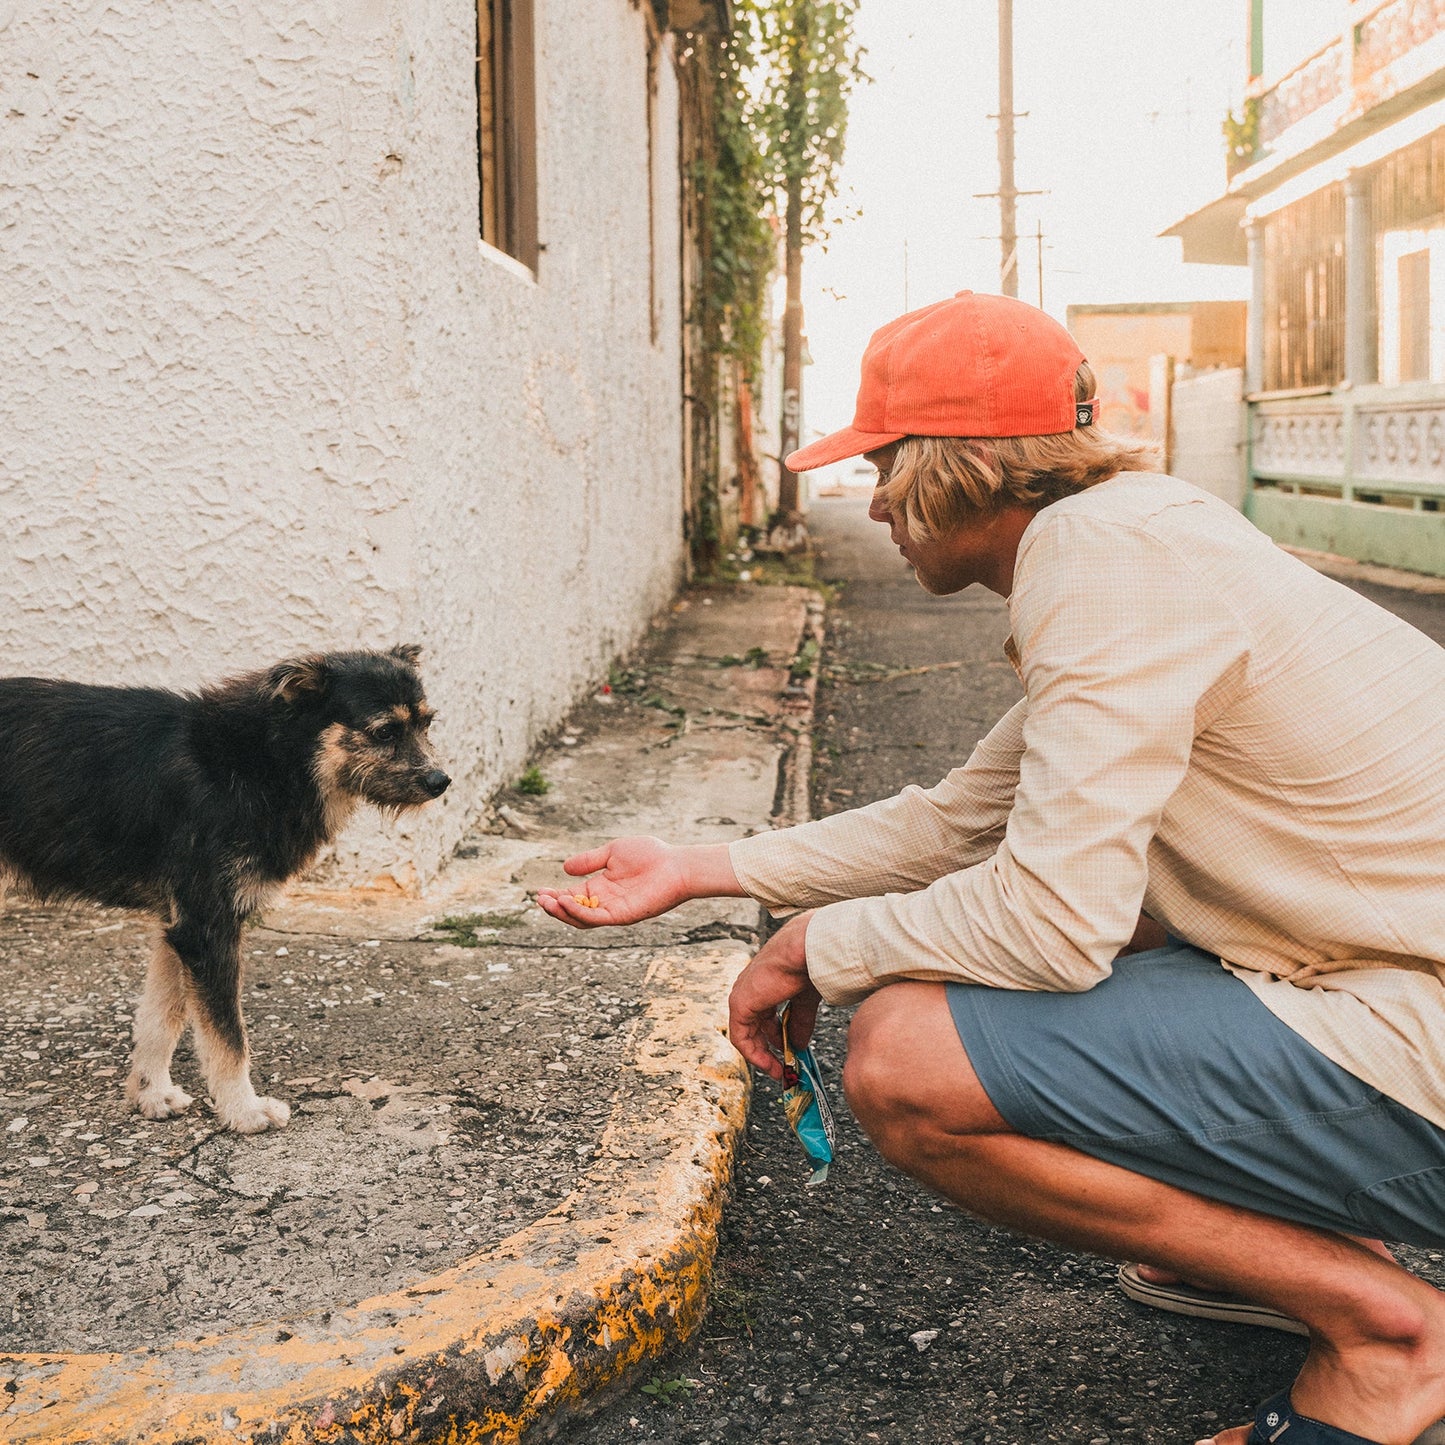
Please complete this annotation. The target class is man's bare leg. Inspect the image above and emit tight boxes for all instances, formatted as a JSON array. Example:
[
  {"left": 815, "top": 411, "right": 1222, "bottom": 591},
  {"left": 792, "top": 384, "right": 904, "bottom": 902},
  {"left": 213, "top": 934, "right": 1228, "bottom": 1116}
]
[
  {"left": 1133, "top": 1234, "right": 1395, "bottom": 1291},
  {"left": 841, "top": 981, "right": 1445, "bottom": 1445}
]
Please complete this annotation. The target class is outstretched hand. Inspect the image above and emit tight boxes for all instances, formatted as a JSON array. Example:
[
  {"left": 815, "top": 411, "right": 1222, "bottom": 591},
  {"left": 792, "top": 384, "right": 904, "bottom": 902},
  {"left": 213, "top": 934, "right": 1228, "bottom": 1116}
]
[{"left": 535, "top": 835, "right": 691, "bottom": 929}]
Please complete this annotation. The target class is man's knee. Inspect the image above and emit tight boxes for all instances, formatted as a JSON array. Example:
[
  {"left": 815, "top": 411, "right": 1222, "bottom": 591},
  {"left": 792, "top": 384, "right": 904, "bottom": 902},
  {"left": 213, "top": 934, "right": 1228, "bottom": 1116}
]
[
  {"left": 842, "top": 984, "right": 922, "bottom": 1125},
  {"left": 842, "top": 981, "right": 1008, "bottom": 1150}
]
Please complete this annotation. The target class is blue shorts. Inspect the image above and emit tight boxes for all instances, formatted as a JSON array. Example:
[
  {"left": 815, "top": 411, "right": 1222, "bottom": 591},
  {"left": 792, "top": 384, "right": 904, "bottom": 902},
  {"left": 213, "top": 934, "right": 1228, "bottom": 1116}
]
[{"left": 945, "top": 942, "right": 1445, "bottom": 1246}]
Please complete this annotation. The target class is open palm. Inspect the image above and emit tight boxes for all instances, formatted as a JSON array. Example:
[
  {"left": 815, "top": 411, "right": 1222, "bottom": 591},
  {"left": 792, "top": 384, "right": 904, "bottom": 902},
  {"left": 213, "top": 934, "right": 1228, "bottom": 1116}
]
[{"left": 534, "top": 835, "right": 689, "bottom": 929}]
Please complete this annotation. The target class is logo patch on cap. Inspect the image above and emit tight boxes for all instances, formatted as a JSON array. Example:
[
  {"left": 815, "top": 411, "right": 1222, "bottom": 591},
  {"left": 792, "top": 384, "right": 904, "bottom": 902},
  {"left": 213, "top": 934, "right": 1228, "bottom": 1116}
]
[{"left": 1075, "top": 400, "right": 1097, "bottom": 428}]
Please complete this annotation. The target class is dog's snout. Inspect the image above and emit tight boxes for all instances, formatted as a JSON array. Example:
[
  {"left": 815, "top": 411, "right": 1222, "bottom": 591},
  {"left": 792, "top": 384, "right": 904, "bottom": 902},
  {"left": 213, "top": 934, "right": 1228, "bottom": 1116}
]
[{"left": 421, "top": 769, "right": 450, "bottom": 798}]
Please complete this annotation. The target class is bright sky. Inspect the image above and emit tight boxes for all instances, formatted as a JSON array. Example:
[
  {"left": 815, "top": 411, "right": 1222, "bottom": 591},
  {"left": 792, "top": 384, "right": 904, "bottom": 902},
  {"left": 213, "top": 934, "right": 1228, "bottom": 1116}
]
[{"left": 797, "top": 0, "right": 1340, "bottom": 448}]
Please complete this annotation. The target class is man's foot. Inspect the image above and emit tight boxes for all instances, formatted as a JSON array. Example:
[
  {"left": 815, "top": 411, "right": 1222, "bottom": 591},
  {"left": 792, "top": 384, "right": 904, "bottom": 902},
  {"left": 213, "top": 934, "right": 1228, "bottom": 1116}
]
[
  {"left": 1118, "top": 1262, "right": 1307, "bottom": 1335},
  {"left": 1123, "top": 1243, "right": 1402, "bottom": 1336},
  {"left": 1195, "top": 1276, "right": 1445, "bottom": 1445}
]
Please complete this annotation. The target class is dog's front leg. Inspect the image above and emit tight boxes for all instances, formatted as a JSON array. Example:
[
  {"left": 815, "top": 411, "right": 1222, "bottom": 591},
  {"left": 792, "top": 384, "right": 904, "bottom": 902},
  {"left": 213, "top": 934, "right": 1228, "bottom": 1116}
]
[
  {"left": 170, "top": 903, "right": 290, "bottom": 1134},
  {"left": 124, "top": 929, "right": 196, "bottom": 1119}
]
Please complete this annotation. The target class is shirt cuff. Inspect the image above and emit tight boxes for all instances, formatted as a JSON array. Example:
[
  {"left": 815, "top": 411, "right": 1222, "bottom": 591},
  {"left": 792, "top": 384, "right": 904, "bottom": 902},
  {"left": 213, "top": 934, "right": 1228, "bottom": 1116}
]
[
  {"left": 728, "top": 831, "right": 810, "bottom": 914},
  {"left": 803, "top": 898, "right": 883, "bottom": 1006}
]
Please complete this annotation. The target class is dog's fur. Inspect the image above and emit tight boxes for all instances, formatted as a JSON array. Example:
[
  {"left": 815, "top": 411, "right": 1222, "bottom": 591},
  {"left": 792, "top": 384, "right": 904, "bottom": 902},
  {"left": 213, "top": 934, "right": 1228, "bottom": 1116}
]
[{"left": 0, "top": 646, "right": 448, "bottom": 1133}]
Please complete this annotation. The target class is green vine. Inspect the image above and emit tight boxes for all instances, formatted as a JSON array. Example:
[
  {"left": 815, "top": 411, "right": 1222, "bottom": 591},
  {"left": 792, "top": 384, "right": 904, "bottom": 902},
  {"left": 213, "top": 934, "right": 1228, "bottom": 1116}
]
[
  {"left": 679, "top": 2, "right": 864, "bottom": 568},
  {"left": 692, "top": 26, "right": 777, "bottom": 383},
  {"left": 1222, "top": 95, "right": 1261, "bottom": 174}
]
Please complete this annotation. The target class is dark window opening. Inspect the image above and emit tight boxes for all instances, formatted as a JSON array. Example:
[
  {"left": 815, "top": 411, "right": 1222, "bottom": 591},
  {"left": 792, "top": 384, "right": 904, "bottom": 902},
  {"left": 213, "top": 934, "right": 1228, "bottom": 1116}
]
[{"left": 478, "top": 0, "right": 538, "bottom": 269}]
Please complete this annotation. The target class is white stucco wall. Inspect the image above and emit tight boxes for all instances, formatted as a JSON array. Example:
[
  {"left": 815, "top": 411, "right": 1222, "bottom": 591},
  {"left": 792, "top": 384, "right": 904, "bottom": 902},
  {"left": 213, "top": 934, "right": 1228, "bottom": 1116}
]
[
  {"left": 1171, "top": 367, "right": 1247, "bottom": 509},
  {"left": 0, "top": 0, "right": 684, "bottom": 888}
]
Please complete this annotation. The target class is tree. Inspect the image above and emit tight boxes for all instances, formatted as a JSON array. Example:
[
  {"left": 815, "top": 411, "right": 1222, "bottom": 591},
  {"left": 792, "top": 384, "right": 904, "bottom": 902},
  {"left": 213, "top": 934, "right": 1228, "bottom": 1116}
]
[{"left": 741, "top": 0, "right": 865, "bottom": 518}]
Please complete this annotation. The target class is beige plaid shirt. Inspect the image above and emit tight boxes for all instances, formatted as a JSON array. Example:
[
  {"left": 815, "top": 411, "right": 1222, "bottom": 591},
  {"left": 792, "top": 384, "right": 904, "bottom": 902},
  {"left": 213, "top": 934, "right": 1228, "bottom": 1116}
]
[{"left": 731, "top": 474, "right": 1445, "bottom": 1128}]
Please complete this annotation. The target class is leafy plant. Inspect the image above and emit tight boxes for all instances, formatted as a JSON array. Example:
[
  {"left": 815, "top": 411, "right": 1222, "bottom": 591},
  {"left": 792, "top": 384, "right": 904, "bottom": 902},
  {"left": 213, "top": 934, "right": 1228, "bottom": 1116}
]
[
  {"left": 739, "top": 0, "right": 868, "bottom": 250},
  {"left": 1223, "top": 95, "right": 1261, "bottom": 175},
  {"left": 516, "top": 766, "right": 550, "bottom": 796},
  {"left": 433, "top": 912, "right": 525, "bottom": 947},
  {"left": 639, "top": 1376, "right": 693, "bottom": 1405},
  {"left": 718, "top": 645, "right": 771, "bottom": 668}
]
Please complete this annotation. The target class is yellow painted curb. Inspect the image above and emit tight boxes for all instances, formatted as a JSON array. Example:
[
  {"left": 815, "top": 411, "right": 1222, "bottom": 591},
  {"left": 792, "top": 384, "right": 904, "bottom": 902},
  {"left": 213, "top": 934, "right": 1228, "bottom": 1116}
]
[{"left": 0, "top": 946, "right": 751, "bottom": 1445}]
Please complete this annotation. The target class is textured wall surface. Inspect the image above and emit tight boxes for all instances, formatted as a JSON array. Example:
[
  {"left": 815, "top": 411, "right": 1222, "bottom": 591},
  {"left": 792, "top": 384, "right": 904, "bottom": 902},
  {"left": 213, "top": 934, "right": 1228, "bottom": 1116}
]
[
  {"left": 1171, "top": 368, "right": 1246, "bottom": 508},
  {"left": 0, "top": 0, "right": 684, "bottom": 887}
]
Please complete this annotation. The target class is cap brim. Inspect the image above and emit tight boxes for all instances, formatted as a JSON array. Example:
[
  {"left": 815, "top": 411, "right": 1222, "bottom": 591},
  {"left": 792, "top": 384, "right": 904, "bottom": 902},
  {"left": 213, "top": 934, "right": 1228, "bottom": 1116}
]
[{"left": 785, "top": 425, "right": 906, "bottom": 473}]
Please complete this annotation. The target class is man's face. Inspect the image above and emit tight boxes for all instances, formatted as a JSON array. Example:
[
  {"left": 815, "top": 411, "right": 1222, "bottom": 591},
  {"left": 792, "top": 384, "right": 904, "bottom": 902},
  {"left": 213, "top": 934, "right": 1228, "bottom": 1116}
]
[{"left": 864, "top": 443, "right": 1007, "bottom": 597}]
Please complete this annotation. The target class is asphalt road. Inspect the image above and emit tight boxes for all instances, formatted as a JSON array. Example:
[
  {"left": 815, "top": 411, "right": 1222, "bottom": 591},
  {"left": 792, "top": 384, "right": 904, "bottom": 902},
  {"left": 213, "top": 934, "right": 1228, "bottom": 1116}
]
[{"left": 559, "top": 494, "right": 1445, "bottom": 1445}]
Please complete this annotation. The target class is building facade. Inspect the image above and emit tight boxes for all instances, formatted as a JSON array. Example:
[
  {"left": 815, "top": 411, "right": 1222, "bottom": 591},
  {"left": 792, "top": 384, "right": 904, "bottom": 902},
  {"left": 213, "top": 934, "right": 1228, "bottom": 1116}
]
[
  {"left": 1166, "top": 0, "right": 1445, "bottom": 575},
  {"left": 0, "top": 0, "right": 730, "bottom": 889},
  {"left": 1068, "top": 302, "right": 1249, "bottom": 509}
]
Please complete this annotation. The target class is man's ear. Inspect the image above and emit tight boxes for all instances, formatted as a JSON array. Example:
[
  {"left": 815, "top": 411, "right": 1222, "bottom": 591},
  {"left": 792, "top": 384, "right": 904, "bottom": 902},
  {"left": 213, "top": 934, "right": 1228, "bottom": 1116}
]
[
  {"left": 389, "top": 643, "right": 423, "bottom": 668},
  {"left": 268, "top": 655, "right": 331, "bottom": 704}
]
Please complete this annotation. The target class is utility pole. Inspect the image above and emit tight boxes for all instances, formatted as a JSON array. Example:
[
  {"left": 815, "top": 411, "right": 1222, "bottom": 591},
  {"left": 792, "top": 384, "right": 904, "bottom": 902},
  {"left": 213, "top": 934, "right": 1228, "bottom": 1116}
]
[
  {"left": 974, "top": 0, "right": 1043, "bottom": 298},
  {"left": 996, "top": 0, "right": 1018, "bottom": 296},
  {"left": 1035, "top": 218, "right": 1045, "bottom": 310}
]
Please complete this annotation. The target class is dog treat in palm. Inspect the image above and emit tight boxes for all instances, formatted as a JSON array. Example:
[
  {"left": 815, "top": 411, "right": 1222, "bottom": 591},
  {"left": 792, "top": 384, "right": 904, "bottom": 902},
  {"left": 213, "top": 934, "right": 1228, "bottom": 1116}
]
[
  {"left": 778, "top": 1001, "right": 836, "bottom": 1186},
  {"left": 575, "top": 891, "right": 601, "bottom": 908}
]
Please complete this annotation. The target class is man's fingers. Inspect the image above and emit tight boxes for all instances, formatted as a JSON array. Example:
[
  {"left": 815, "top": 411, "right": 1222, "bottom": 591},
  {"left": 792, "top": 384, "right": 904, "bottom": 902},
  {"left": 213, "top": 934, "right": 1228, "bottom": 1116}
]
[
  {"left": 562, "top": 846, "right": 610, "bottom": 878},
  {"left": 787, "top": 989, "right": 821, "bottom": 1051},
  {"left": 726, "top": 1004, "right": 784, "bottom": 1080},
  {"left": 537, "top": 890, "right": 607, "bottom": 928},
  {"left": 535, "top": 892, "right": 582, "bottom": 927},
  {"left": 736, "top": 1031, "right": 783, "bottom": 1080}
]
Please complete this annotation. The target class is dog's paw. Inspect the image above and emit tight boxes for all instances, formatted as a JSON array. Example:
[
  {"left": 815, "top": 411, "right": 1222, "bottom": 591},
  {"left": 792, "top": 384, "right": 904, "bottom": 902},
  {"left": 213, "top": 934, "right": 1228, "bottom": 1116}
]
[
  {"left": 221, "top": 1096, "right": 291, "bottom": 1134},
  {"left": 125, "top": 1072, "right": 195, "bottom": 1120}
]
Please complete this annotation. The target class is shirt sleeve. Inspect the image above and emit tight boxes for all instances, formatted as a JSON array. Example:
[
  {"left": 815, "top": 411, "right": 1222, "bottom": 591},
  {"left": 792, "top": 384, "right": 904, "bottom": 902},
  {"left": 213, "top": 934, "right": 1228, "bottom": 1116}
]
[
  {"left": 802, "top": 511, "right": 1253, "bottom": 1006},
  {"left": 728, "top": 698, "right": 1026, "bottom": 909}
]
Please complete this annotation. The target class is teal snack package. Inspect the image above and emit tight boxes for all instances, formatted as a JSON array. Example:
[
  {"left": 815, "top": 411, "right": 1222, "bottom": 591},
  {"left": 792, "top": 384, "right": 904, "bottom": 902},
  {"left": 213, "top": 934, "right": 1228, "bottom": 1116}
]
[{"left": 778, "top": 1001, "right": 836, "bottom": 1185}]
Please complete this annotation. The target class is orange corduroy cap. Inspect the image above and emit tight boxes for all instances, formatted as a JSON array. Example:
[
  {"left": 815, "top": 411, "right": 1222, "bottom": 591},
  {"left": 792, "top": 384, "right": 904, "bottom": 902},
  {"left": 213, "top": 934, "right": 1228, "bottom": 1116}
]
[{"left": 786, "top": 290, "right": 1089, "bottom": 473}]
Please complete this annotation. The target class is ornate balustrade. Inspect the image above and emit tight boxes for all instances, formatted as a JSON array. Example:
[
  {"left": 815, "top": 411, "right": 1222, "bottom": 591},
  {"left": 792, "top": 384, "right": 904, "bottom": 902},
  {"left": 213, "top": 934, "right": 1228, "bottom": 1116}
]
[
  {"left": 1247, "top": 0, "right": 1445, "bottom": 158},
  {"left": 1254, "top": 391, "right": 1445, "bottom": 492},
  {"left": 1354, "top": 0, "right": 1445, "bottom": 83},
  {"left": 1355, "top": 401, "right": 1445, "bottom": 484},
  {"left": 1249, "top": 385, "right": 1445, "bottom": 575},
  {"left": 1257, "top": 41, "right": 1347, "bottom": 146},
  {"left": 1253, "top": 405, "right": 1348, "bottom": 478}
]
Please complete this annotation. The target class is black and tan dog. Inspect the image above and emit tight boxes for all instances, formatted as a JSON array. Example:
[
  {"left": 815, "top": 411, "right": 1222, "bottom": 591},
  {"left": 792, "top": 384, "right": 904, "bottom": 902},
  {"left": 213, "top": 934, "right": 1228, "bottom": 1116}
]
[{"left": 0, "top": 646, "right": 449, "bottom": 1133}]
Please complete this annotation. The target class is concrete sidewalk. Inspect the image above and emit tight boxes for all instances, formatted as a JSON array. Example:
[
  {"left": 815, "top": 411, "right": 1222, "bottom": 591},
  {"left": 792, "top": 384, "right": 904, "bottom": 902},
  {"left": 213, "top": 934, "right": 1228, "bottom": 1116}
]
[{"left": 0, "top": 583, "right": 820, "bottom": 1444}]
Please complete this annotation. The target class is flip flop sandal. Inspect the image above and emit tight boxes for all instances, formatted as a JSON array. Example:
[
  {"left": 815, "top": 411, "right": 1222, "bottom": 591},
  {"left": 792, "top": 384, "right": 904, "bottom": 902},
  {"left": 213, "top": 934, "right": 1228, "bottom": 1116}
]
[
  {"left": 1118, "top": 1262, "right": 1308, "bottom": 1335},
  {"left": 1243, "top": 1391, "right": 1445, "bottom": 1445},
  {"left": 1248, "top": 1392, "right": 1383, "bottom": 1444}
]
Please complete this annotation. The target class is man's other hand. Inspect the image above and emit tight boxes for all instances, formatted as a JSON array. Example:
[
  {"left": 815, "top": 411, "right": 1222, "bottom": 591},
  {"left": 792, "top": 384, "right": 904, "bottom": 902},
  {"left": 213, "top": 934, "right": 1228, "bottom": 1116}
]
[{"left": 728, "top": 910, "right": 820, "bottom": 1081}]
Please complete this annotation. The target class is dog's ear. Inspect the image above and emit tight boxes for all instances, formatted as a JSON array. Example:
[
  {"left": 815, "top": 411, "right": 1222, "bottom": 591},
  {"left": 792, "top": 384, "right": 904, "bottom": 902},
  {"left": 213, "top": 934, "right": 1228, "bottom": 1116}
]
[
  {"left": 389, "top": 643, "right": 423, "bottom": 669},
  {"left": 268, "top": 655, "right": 331, "bottom": 705}
]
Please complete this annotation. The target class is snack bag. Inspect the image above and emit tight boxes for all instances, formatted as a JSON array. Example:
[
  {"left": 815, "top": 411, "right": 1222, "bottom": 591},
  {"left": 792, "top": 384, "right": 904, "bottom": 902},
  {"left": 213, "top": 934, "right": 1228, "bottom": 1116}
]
[{"left": 778, "top": 1001, "right": 836, "bottom": 1186}]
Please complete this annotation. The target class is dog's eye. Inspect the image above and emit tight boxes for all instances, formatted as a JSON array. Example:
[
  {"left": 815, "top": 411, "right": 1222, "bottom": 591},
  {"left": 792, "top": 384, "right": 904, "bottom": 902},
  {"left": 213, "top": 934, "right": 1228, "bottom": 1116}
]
[{"left": 373, "top": 722, "right": 401, "bottom": 744}]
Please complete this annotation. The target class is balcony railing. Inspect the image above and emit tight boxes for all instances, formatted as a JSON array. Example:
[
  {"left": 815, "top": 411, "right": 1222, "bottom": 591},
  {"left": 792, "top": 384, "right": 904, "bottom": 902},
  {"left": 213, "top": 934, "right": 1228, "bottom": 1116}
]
[
  {"left": 1247, "top": 0, "right": 1445, "bottom": 159},
  {"left": 1248, "top": 383, "right": 1445, "bottom": 576},
  {"left": 1258, "top": 40, "right": 1346, "bottom": 147},
  {"left": 1354, "top": 0, "right": 1445, "bottom": 83},
  {"left": 1254, "top": 388, "right": 1445, "bottom": 491}
]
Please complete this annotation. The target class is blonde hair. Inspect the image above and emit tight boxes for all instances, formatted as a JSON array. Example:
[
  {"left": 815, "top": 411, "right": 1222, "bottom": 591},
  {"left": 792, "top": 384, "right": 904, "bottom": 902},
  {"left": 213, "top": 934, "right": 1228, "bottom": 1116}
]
[{"left": 877, "top": 363, "right": 1162, "bottom": 543}]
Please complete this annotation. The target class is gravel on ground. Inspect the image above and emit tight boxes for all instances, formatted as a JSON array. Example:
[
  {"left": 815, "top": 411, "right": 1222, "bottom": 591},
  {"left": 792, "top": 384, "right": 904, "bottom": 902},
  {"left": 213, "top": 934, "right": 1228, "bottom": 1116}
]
[{"left": 1, "top": 902, "right": 649, "bottom": 1353}]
